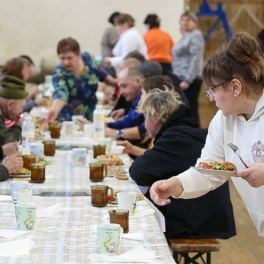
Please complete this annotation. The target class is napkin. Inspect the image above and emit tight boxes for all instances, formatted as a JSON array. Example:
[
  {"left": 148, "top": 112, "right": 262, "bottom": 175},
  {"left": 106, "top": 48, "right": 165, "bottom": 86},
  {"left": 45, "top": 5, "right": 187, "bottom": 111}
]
[
  {"left": 0, "top": 229, "right": 30, "bottom": 240},
  {"left": 32, "top": 196, "right": 43, "bottom": 203},
  {"left": 45, "top": 175, "right": 54, "bottom": 180},
  {"left": 88, "top": 246, "right": 155, "bottom": 263},
  {"left": 0, "top": 195, "right": 12, "bottom": 202},
  {"left": 2, "top": 212, "right": 15, "bottom": 217},
  {"left": 37, "top": 203, "right": 62, "bottom": 218},
  {"left": 122, "top": 230, "right": 146, "bottom": 241},
  {"left": 130, "top": 209, "right": 155, "bottom": 219},
  {"left": 0, "top": 238, "right": 35, "bottom": 256},
  {"left": 137, "top": 200, "right": 147, "bottom": 206}
]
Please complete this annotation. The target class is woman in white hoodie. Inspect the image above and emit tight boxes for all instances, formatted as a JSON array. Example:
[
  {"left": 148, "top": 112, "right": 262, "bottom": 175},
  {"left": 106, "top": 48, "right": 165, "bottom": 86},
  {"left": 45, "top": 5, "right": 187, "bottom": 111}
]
[
  {"left": 150, "top": 32, "right": 264, "bottom": 237},
  {"left": 103, "top": 14, "right": 148, "bottom": 73}
]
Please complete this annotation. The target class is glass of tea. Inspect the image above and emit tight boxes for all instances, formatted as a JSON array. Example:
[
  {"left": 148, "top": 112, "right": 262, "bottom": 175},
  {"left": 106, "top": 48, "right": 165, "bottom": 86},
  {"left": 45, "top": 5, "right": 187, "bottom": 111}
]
[
  {"left": 30, "top": 164, "right": 45, "bottom": 183},
  {"left": 89, "top": 163, "right": 107, "bottom": 182},
  {"left": 50, "top": 123, "right": 61, "bottom": 139},
  {"left": 90, "top": 185, "right": 113, "bottom": 207},
  {"left": 43, "top": 140, "right": 55, "bottom": 156},
  {"left": 48, "top": 121, "right": 58, "bottom": 131},
  {"left": 93, "top": 145, "right": 106, "bottom": 158},
  {"left": 23, "top": 154, "right": 36, "bottom": 170},
  {"left": 109, "top": 209, "right": 129, "bottom": 233}
]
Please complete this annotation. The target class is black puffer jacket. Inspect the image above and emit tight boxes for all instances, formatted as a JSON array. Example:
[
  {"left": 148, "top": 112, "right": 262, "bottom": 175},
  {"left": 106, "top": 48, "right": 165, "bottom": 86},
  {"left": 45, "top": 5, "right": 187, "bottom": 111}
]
[{"left": 130, "top": 105, "right": 236, "bottom": 240}]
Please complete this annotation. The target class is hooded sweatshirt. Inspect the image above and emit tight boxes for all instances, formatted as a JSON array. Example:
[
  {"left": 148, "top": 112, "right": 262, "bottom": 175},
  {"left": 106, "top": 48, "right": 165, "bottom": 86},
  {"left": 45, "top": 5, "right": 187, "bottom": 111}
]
[
  {"left": 130, "top": 105, "right": 236, "bottom": 240},
  {"left": 177, "top": 90, "right": 264, "bottom": 237}
]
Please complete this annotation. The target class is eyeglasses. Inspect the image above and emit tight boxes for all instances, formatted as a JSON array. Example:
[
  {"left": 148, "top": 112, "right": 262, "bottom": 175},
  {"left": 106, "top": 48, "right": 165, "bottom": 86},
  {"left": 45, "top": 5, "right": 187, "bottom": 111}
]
[{"left": 204, "top": 81, "right": 229, "bottom": 100}]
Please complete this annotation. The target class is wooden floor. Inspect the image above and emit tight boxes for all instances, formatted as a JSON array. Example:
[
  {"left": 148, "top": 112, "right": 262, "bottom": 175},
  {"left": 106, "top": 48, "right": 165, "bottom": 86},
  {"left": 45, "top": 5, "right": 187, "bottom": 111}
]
[
  {"left": 174, "top": 180, "right": 264, "bottom": 263},
  {"left": 173, "top": 94, "right": 264, "bottom": 263}
]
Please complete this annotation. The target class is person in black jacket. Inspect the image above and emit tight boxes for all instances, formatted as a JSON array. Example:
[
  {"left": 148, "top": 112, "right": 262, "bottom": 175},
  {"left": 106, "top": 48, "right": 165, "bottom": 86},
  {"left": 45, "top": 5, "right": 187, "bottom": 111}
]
[{"left": 129, "top": 88, "right": 236, "bottom": 241}]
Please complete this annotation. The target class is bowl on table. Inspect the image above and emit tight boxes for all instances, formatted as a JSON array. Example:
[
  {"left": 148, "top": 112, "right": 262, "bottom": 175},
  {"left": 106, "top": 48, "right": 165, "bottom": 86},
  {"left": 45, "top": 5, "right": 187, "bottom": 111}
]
[{"left": 111, "top": 146, "right": 125, "bottom": 155}]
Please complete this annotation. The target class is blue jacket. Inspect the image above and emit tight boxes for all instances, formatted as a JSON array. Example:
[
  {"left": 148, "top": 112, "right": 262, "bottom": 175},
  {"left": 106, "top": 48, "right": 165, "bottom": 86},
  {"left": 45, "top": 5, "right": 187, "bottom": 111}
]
[{"left": 108, "top": 93, "right": 145, "bottom": 131}]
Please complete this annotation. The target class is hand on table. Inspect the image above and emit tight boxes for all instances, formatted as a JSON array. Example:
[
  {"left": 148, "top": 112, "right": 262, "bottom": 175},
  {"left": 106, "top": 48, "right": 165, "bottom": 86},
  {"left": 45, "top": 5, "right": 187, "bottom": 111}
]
[
  {"left": 77, "top": 118, "right": 91, "bottom": 131},
  {"left": 2, "top": 142, "right": 18, "bottom": 156},
  {"left": 235, "top": 163, "right": 264, "bottom": 188},
  {"left": 117, "top": 140, "right": 133, "bottom": 154},
  {"left": 110, "top": 108, "right": 125, "bottom": 120},
  {"left": 180, "top": 82, "right": 189, "bottom": 91},
  {"left": 105, "top": 127, "right": 118, "bottom": 139},
  {"left": 3, "top": 152, "right": 23, "bottom": 174},
  {"left": 44, "top": 109, "right": 59, "bottom": 124}
]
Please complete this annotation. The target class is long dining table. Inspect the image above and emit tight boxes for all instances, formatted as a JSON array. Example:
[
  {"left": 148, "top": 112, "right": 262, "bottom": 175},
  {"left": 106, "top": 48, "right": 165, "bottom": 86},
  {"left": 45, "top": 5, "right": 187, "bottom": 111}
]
[{"left": 0, "top": 134, "right": 176, "bottom": 263}]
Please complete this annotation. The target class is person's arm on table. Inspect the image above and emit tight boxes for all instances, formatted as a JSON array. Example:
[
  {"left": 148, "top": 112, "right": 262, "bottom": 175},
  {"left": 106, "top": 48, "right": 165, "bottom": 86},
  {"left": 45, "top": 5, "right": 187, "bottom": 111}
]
[
  {"left": 117, "top": 140, "right": 146, "bottom": 157},
  {"left": 45, "top": 99, "right": 65, "bottom": 123},
  {"left": 0, "top": 152, "right": 23, "bottom": 181},
  {"left": 45, "top": 69, "right": 68, "bottom": 123},
  {"left": 105, "top": 126, "right": 141, "bottom": 140},
  {"left": 2, "top": 142, "right": 18, "bottom": 157}
]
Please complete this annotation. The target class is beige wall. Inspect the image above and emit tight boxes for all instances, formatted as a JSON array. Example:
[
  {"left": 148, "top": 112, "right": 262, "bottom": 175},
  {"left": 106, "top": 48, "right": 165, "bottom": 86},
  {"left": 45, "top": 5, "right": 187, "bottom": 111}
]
[{"left": 0, "top": 0, "right": 184, "bottom": 72}]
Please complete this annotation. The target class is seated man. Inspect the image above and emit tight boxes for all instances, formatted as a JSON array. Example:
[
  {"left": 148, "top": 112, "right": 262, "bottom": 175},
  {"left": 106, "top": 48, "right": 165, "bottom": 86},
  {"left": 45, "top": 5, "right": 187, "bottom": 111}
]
[
  {"left": 129, "top": 88, "right": 236, "bottom": 241},
  {"left": 0, "top": 76, "right": 26, "bottom": 144},
  {"left": 105, "top": 67, "right": 146, "bottom": 144}
]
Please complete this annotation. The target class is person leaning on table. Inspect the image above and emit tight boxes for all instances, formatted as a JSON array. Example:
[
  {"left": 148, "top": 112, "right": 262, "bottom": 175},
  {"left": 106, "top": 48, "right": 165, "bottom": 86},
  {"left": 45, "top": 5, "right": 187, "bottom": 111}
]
[
  {"left": 0, "top": 76, "right": 25, "bottom": 179},
  {"left": 45, "top": 37, "right": 116, "bottom": 123},
  {"left": 150, "top": 31, "right": 264, "bottom": 237}
]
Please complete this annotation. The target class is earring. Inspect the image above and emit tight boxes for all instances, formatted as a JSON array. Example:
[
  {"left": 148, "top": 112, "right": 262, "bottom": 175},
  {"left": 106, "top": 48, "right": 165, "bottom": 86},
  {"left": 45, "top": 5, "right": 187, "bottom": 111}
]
[{"left": 234, "top": 94, "right": 237, "bottom": 97}]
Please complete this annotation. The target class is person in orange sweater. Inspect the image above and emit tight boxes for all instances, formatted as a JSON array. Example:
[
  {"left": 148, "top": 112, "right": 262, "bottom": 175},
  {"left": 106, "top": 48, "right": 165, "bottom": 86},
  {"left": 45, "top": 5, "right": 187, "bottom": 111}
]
[{"left": 143, "top": 14, "right": 174, "bottom": 74}]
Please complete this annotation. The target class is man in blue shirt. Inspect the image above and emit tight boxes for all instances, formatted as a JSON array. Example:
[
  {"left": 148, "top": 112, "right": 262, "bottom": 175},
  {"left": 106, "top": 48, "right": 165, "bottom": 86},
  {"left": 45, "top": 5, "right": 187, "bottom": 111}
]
[{"left": 105, "top": 67, "right": 146, "bottom": 141}]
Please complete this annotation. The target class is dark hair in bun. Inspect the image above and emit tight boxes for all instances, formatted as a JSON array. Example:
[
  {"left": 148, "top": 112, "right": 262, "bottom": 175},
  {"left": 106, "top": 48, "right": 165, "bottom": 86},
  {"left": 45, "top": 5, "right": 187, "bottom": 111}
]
[{"left": 203, "top": 32, "right": 264, "bottom": 95}]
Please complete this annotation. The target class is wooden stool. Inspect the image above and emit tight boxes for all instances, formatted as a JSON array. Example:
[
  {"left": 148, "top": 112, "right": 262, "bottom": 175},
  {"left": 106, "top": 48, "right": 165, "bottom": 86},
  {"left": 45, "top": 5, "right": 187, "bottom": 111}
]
[{"left": 170, "top": 238, "right": 220, "bottom": 264}]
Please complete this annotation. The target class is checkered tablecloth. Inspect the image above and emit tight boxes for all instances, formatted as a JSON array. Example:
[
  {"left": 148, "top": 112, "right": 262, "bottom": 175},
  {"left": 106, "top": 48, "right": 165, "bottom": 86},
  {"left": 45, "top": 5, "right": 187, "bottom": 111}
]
[
  {"left": 0, "top": 151, "right": 135, "bottom": 196},
  {"left": 0, "top": 196, "right": 175, "bottom": 263}
]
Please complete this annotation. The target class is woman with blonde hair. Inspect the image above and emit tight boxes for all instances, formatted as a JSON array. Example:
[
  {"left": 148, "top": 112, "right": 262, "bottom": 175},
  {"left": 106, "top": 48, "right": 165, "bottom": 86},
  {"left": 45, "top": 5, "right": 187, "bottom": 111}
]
[
  {"left": 129, "top": 88, "right": 235, "bottom": 241},
  {"left": 171, "top": 11, "right": 204, "bottom": 124},
  {"left": 151, "top": 32, "right": 264, "bottom": 238},
  {"left": 103, "top": 14, "right": 148, "bottom": 72}
]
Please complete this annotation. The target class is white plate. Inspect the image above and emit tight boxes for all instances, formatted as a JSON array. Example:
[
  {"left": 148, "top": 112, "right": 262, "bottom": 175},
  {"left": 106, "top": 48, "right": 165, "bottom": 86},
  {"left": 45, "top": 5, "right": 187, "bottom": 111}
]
[
  {"left": 191, "top": 167, "right": 237, "bottom": 177},
  {"left": 10, "top": 173, "right": 31, "bottom": 178}
]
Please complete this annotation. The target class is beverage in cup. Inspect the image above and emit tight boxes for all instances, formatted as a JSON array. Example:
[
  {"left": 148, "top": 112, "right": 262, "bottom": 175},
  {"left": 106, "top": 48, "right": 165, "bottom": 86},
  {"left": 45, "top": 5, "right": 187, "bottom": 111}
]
[{"left": 91, "top": 185, "right": 113, "bottom": 207}]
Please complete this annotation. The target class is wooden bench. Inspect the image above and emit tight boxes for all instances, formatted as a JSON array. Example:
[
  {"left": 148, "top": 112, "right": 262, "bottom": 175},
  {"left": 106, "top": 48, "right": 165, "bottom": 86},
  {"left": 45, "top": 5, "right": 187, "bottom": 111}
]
[{"left": 170, "top": 238, "right": 220, "bottom": 264}]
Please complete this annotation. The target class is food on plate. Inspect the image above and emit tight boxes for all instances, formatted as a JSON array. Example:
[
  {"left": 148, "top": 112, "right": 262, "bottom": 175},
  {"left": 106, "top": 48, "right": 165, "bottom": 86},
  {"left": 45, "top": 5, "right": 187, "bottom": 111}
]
[
  {"left": 107, "top": 166, "right": 127, "bottom": 176},
  {"left": 96, "top": 154, "right": 123, "bottom": 166},
  {"left": 198, "top": 161, "right": 236, "bottom": 171},
  {"left": 35, "top": 157, "right": 50, "bottom": 164},
  {"left": 35, "top": 129, "right": 45, "bottom": 140},
  {"left": 114, "top": 175, "right": 129, "bottom": 181},
  {"left": 13, "top": 168, "right": 31, "bottom": 175},
  {"left": 108, "top": 194, "right": 118, "bottom": 203}
]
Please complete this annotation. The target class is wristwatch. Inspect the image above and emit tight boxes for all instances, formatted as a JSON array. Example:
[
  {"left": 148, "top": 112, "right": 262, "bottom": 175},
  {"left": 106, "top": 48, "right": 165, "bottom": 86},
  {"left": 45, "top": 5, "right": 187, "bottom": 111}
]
[{"left": 116, "top": 130, "right": 124, "bottom": 138}]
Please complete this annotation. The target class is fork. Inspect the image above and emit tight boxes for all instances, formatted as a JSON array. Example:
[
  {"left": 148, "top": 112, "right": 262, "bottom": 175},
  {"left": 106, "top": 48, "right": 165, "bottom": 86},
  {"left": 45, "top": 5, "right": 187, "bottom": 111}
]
[{"left": 227, "top": 143, "right": 248, "bottom": 168}]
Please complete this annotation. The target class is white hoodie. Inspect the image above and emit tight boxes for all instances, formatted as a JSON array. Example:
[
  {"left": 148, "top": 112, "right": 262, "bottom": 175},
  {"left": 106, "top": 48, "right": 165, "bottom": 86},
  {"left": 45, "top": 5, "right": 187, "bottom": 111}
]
[{"left": 176, "top": 91, "right": 264, "bottom": 237}]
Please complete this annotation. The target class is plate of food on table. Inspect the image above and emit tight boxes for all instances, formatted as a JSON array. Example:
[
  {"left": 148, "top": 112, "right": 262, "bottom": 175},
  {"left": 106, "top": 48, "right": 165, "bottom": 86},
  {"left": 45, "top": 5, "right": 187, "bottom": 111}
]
[
  {"left": 96, "top": 154, "right": 123, "bottom": 166},
  {"left": 10, "top": 168, "right": 31, "bottom": 178},
  {"left": 191, "top": 161, "right": 237, "bottom": 177}
]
